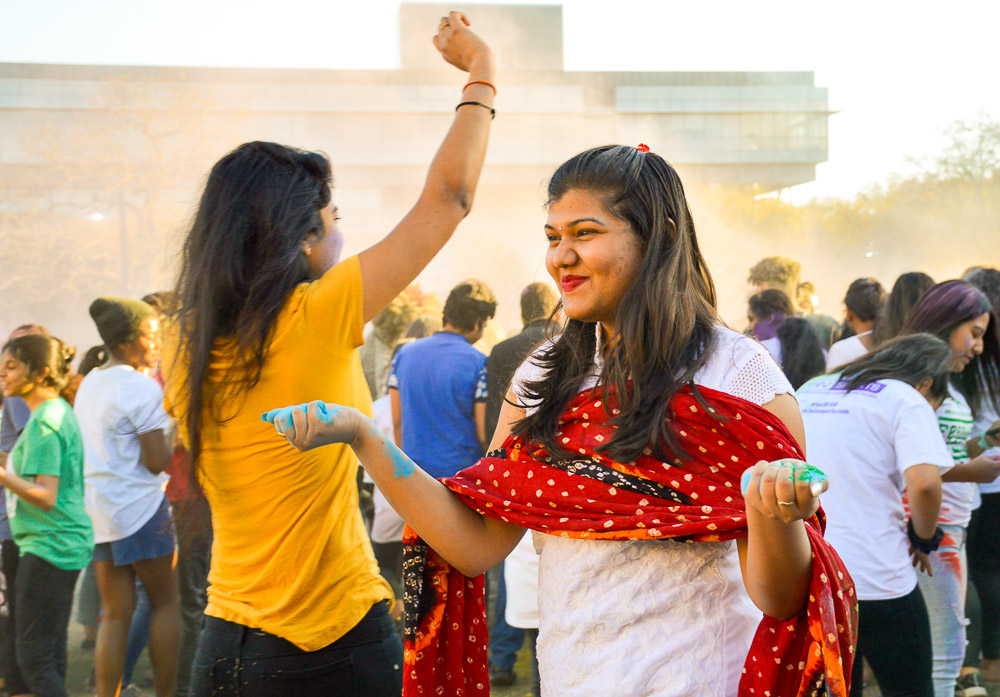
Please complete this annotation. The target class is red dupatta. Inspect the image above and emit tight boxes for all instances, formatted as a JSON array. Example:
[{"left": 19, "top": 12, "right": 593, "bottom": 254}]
[{"left": 402, "top": 384, "right": 857, "bottom": 697}]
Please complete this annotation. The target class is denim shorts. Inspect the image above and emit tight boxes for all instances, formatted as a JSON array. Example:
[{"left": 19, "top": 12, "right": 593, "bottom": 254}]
[{"left": 93, "top": 497, "right": 175, "bottom": 566}]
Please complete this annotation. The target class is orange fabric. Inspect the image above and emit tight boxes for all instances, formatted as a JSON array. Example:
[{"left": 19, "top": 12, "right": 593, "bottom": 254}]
[{"left": 163, "top": 256, "right": 390, "bottom": 650}]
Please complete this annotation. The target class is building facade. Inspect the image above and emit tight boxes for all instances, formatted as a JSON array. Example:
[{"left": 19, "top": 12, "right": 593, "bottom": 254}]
[{"left": 0, "top": 2, "right": 830, "bottom": 340}]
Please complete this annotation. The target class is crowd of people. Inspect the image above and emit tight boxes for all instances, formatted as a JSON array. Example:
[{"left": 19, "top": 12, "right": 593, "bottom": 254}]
[{"left": 1, "top": 12, "right": 999, "bottom": 697}]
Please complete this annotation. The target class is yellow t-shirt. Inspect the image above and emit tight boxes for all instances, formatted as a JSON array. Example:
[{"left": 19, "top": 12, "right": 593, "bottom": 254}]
[{"left": 163, "top": 256, "right": 391, "bottom": 651}]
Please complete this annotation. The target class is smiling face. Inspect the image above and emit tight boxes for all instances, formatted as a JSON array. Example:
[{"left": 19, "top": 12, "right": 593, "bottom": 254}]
[
  {"left": 0, "top": 350, "right": 38, "bottom": 399},
  {"left": 544, "top": 189, "right": 644, "bottom": 335},
  {"left": 948, "top": 312, "right": 990, "bottom": 371}
]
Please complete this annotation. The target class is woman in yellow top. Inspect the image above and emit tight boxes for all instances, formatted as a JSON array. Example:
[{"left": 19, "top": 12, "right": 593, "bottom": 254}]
[{"left": 162, "top": 13, "right": 495, "bottom": 697}]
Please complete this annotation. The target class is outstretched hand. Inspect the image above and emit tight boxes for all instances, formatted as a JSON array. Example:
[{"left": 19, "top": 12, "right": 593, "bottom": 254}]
[
  {"left": 433, "top": 11, "right": 494, "bottom": 74},
  {"left": 741, "top": 458, "right": 829, "bottom": 524},
  {"left": 262, "top": 400, "right": 360, "bottom": 452}
]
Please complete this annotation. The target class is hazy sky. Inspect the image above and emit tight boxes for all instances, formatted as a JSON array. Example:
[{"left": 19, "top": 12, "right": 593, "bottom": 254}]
[{"left": 3, "top": 0, "right": 998, "bottom": 201}]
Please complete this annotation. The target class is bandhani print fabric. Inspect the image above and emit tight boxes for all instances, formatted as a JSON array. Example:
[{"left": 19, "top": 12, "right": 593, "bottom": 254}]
[{"left": 402, "top": 384, "right": 858, "bottom": 697}]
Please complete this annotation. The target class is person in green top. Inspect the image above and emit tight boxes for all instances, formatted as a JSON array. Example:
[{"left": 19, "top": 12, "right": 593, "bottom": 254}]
[{"left": 0, "top": 333, "right": 94, "bottom": 697}]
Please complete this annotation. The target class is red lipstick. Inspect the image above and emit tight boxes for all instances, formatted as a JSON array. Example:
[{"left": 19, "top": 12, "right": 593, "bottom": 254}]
[{"left": 561, "top": 275, "right": 587, "bottom": 292}]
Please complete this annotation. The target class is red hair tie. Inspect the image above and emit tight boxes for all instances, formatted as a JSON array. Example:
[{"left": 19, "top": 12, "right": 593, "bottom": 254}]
[{"left": 636, "top": 143, "right": 650, "bottom": 153}]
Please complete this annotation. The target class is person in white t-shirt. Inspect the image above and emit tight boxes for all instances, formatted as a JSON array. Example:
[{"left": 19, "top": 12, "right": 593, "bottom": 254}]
[
  {"left": 899, "top": 280, "right": 1000, "bottom": 697},
  {"left": 799, "top": 334, "right": 955, "bottom": 697},
  {"left": 74, "top": 298, "right": 179, "bottom": 697},
  {"left": 826, "top": 278, "right": 886, "bottom": 372}
]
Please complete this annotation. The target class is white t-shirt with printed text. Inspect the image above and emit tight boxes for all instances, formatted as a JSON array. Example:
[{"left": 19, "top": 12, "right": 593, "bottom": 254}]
[{"left": 797, "top": 374, "right": 953, "bottom": 600}]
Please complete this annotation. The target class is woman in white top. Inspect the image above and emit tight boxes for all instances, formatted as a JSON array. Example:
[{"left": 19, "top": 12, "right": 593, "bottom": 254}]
[
  {"left": 826, "top": 278, "right": 886, "bottom": 371},
  {"left": 798, "top": 334, "right": 955, "bottom": 697},
  {"left": 897, "top": 280, "right": 1000, "bottom": 697},
  {"left": 74, "top": 298, "right": 178, "bottom": 697},
  {"left": 263, "top": 145, "right": 856, "bottom": 697}
]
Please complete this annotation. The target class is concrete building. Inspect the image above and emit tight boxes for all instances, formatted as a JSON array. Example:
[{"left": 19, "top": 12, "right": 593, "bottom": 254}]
[{"left": 0, "top": 2, "right": 830, "bottom": 341}]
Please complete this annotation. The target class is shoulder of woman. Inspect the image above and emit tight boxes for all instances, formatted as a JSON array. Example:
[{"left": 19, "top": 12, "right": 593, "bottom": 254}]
[{"left": 711, "top": 324, "right": 770, "bottom": 365}]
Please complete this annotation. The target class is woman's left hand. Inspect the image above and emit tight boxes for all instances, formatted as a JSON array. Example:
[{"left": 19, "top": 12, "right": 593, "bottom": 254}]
[{"left": 741, "top": 458, "right": 829, "bottom": 523}]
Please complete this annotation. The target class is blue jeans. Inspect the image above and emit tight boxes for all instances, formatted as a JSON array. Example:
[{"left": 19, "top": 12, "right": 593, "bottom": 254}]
[
  {"left": 488, "top": 560, "right": 525, "bottom": 671},
  {"left": 917, "top": 523, "right": 968, "bottom": 697}
]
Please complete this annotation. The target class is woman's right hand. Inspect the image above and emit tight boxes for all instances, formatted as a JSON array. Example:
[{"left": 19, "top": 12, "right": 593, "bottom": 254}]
[
  {"left": 966, "top": 452, "right": 1000, "bottom": 483},
  {"left": 909, "top": 546, "right": 934, "bottom": 576},
  {"left": 433, "top": 11, "right": 494, "bottom": 75},
  {"left": 262, "top": 400, "right": 363, "bottom": 451}
]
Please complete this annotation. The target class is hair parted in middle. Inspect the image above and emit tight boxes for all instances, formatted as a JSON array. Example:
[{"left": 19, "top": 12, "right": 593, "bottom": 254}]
[{"left": 513, "top": 145, "right": 718, "bottom": 462}]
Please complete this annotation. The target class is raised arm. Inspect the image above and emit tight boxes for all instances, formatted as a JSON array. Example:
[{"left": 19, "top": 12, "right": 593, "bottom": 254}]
[
  {"left": 360, "top": 12, "right": 496, "bottom": 321},
  {"left": 263, "top": 390, "right": 526, "bottom": 577}
]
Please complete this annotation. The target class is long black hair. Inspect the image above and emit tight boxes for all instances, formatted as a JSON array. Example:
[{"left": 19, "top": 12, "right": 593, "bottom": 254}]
[
  {"left": 513, "top": 145, "right": 718, "bottom": 462},
  {"left": 172, "top": 141, "right": 332, "bottom": 465},
  {"left": 872, "top": 271, "right": 935, "bottom": 344},
  {"left": 836, "top": 333, "right": 952, "bottom": 403},
  {"left": 900, "top": 280, "right": 1000, "bottom": 418},
  {"left": 776, "top": 317, "right": 826, "bottom": 390}
]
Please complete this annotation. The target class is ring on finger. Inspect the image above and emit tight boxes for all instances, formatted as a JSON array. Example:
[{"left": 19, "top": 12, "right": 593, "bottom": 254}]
[
  {"left": 439, "top": 21, "right": 450, "bottom": 30},
  {"left": 777, "top": 500, "right": 795, "bottom": 507}
]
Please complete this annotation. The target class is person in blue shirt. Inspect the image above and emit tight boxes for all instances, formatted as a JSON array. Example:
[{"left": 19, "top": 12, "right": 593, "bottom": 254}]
[{"left": 388, "top": 280, "right": 497, "bottom": 480}]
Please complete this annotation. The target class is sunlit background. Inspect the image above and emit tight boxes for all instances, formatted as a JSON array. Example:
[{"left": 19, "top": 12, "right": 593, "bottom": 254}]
[{"left": 2, "top": 0, "right": 998, "bottom": 354}]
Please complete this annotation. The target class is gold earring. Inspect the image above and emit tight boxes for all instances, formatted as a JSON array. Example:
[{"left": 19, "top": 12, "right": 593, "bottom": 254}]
[{"left": 304, "top": 244, "right": 312, "bottom": 256}]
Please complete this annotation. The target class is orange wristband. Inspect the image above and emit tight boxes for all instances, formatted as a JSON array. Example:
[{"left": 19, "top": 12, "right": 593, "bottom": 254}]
[{"left": 463, "top": 80, "right": 497, "bottom": 96}]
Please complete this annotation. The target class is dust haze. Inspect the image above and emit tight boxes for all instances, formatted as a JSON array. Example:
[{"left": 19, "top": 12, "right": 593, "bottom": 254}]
[{"left": 1, "top": 3, "right": 997, "bottom": 356}]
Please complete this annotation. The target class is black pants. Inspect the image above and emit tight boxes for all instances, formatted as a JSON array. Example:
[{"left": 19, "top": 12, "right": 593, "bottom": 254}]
[
  {"left": 966, "top": 492, "right": 1000, "bottom": 666},
  {"left": 850, "top": 585, "right": 934, "bottom": 697},
  {"left": 14, "top": 552, "right": 80, "bottom": 697},
  {"left": 371, "top": 540, "right": 403, "bottom": 600},
  {"left": 189, "top": 601, "right": 403, "bottom": 697},
  {"left": 1, "top": 539, "right": 29, "bottom": 696}
]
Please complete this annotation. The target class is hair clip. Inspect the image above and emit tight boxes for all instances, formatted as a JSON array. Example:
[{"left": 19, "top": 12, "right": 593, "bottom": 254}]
[{"left": 636, "top": 143, "right": 650, "bottom": 153}]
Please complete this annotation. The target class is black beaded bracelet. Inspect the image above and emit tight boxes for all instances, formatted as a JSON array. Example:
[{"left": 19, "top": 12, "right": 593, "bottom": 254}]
[
  {"left": 907, "top": 518, "right": 945, "bottom": 554},
  {"left": 456, "top": 101, "right": 495, "bottom": 120}
]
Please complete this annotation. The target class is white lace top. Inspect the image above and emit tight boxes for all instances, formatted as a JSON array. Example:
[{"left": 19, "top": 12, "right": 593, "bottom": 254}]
[{"left": 511, "top": 325, "right": 795, "bottom": 697}]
